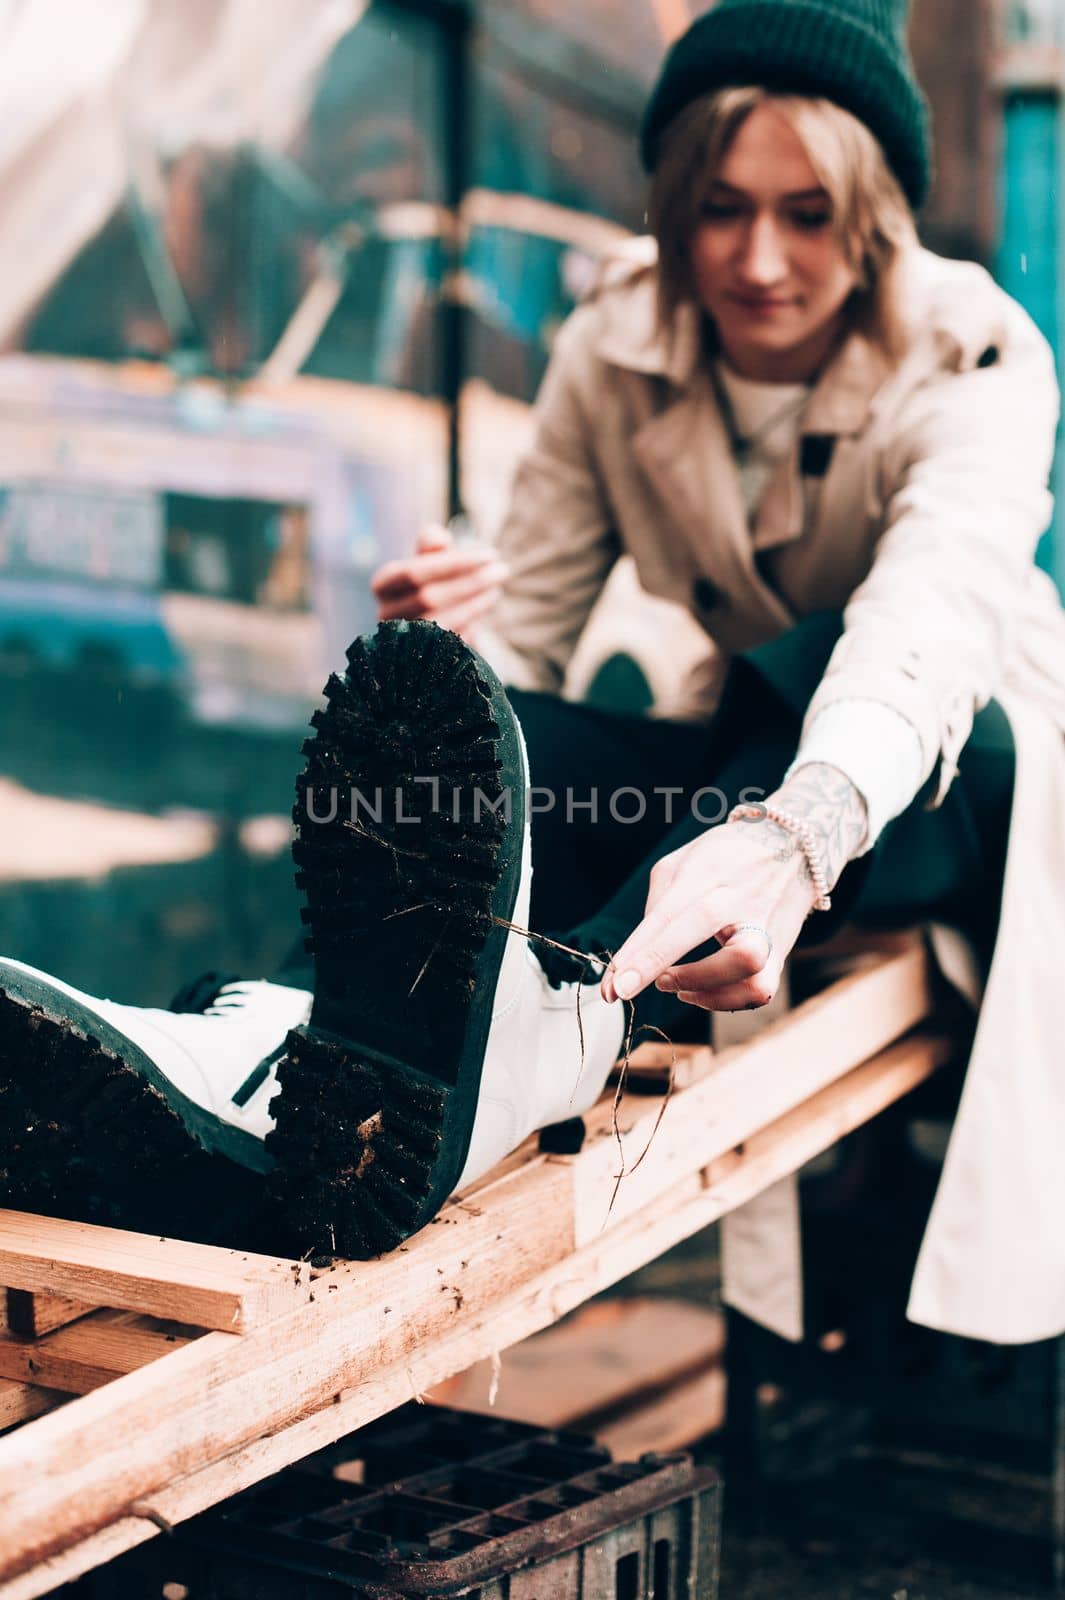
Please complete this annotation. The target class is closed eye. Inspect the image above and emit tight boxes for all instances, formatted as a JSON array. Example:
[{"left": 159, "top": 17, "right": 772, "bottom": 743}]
[
  {"left": 789, "top": 210, "right": 832, "bottom": 230},
  {"left": 700, "top": 201, "right": 743, "bottom": 222},
  {"left": 699, "top": 202, "right": 832, "bottom": 231}
]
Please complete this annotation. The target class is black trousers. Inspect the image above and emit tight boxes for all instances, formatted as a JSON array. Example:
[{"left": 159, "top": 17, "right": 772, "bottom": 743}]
[
  {"left": 279, "top": 612, "right": 1014, "bottom": 1020},
  {"left": 510, "top": 612, "right": 1013, "bottom": 1015}
]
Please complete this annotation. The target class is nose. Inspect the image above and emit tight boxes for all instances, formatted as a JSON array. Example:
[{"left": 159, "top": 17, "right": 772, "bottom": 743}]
[{"left": 737, "top": 213, "right": 788, "bottom": 286}]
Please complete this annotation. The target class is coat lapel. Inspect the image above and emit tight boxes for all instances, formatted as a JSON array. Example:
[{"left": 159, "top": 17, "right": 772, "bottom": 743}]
[
  {"left": 594, "top": 275, "right": 793, "bottom": 630},
  {"left": 631, "top": 377, "right": 798, "bottom": 633},
  {"left": 593, "top": 255, "right": 894, "bottom": 626},
  {"left": 750, "top": 328, "right": 894, "bottom": 554},
  {"left": 750, "top": 444, "right": 805, "bottom": 553}
]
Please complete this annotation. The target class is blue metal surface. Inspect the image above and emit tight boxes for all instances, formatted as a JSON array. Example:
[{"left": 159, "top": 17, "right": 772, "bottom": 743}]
[{"left": 0, "top": 577, "right": 184, "bottom": 683}]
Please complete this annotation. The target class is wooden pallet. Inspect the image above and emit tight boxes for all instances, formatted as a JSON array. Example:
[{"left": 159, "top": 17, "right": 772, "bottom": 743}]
[{"left": 0, "top": 933, "right": 956, "bottom": 1598}]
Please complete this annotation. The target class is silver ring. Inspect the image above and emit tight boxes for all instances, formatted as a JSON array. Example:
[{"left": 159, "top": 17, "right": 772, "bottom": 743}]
[{"left": 728, "top": 922, "right": 773, "bottom": 960}]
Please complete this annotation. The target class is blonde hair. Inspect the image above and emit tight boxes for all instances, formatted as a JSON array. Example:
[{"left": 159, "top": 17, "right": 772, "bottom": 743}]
[{"left": 648, "top": 87, "right": 918, "bottom": 359}]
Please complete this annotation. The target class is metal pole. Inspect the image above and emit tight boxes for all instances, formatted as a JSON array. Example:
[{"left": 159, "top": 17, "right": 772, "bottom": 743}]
[{"left": 440, "top": 4, "right": 471, "bottom": 520}]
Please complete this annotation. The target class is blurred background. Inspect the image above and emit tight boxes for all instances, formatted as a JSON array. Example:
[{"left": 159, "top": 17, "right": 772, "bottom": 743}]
[{"left": 0, "top": 0, "right": 1062, "bottom": 1004}]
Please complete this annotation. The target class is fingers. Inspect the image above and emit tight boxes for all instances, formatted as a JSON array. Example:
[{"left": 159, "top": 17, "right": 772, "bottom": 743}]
[
  {"left": 657, "top": 920, "right": 780, "bottom": 1012},
  {"left": 371, "top": 544, "right": 504, "bottom": 601},
  {"left": 655, "top": 926, "right": 773, "bottom": 995},
  {"left": 601, "top": 891, "right": 731, "bottom": 1004},
  {"left": 672, "top": 975, "right": 778, "bottom": 1012},
  {"left": 371, "top": 522, "right": 508, "bottom": 629},
  {"left": 376, "top": 561, "right": 507, "bottom": 621}
]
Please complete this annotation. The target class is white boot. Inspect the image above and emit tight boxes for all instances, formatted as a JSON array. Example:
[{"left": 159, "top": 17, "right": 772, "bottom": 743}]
[
  {"left": 0, "top": 959, "right": 311, "bottom": 1170},
  {"left": 0, "top": 939, "right": 619, "bottom": 1192},
  {"left": 270, "top": 617, "right": 628, "bottom": 1258}
]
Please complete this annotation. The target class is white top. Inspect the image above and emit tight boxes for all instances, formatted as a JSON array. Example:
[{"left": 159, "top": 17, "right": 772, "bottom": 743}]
[
  {"left": 714, "top": 358, "right": 924, "bottom": 855},
  {"left": 713, "top": 360, "right": 810, "bottom": 515}
]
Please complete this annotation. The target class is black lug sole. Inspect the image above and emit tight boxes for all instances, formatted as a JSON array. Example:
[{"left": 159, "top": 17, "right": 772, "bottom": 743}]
[
  {"left": 265, "top": 620, "right": 526, "bottom": 1260},
  {"left": 0, "top": 964, "right": 269, "bottom": 1246}
]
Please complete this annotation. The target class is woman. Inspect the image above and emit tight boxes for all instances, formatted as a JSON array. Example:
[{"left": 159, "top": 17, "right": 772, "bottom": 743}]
[
  {"left": 1, "top": 0, "right": 1062, "bottom": 1343},
  {"left": 368, "top": 0, "right": 1065, "bottom": 1345}
]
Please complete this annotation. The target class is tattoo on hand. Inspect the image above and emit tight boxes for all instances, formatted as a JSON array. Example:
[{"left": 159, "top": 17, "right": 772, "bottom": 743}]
[
  {"left": 765, "top": 763, "right": 868, "bottom": 890},
  {"left": 759, "top": 824, "right": 815, "bottom": 897}
]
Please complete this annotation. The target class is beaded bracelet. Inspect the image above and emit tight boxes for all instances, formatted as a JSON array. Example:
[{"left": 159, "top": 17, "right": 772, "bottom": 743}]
[{"left": 727, "top": 802, "right": 833, "bottom": 912}]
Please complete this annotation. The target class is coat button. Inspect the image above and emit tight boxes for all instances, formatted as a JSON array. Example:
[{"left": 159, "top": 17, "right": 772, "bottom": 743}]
[{"left": 692, "top": 576, "right": 721, "bottom": 610}]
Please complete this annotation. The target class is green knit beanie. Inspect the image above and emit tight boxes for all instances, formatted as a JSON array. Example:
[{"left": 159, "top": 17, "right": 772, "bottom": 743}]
[{"left": 640, "top": 0, "right": 931, "bottom": 209}]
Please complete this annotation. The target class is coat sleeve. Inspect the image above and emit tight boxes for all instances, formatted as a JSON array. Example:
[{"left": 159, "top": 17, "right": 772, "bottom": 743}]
[
  {"left": 473, "top": 306, "right": 622, "bottom": 695},
  {"left": 798, "top": 297, "right": 1060, "bottom": 811}
]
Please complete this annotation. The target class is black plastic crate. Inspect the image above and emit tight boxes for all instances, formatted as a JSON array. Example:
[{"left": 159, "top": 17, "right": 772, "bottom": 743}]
[{"left": 94, "top": 1405, "right": 721, "bottom": 1598}]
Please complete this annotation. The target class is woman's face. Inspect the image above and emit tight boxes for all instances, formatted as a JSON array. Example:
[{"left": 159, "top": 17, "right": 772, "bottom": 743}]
[{"left": 690, "top": 103, "right": 860, "bottom": 382}]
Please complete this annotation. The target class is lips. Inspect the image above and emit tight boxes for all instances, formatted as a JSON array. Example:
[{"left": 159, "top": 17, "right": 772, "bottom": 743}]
[{"left": 730, "top": 293, "right": 794, "bottom": 310}]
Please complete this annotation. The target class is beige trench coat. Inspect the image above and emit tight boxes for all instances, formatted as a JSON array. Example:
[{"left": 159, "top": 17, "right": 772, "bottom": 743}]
[{"left": 477, "top": 237, "right": 1065, "bottom": 1345}]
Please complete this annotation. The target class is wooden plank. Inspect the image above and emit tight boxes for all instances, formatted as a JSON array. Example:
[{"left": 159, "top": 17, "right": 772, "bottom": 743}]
[
  {"left": 427, "top": 1298, "right": 724, "bottom": 1427},
  {"left": 0, "top": 1523, "right": 156, "bottom": 1600},
  {"left": 0, "top": 1381, "right": 67, "bottom": 1432},
  {"left": 0, "top": 1213, "right": 317, "bottom": 1334},
  {"left": 5, "top": 1292, "right": 94, "bottom": 1340},
  {"left": 572, "top": 940, "right": 933, "bottom": 1242},
  {"left": 0, "top": 1159, "right": 569, "bottom": 1583},
  {"left": 597, "top": 1366, "right": 726, "bottom": 1461},
  {"left": 617, "top": 934, "right": 923, "bottom": 1095},
  {"left": 790, "top": 928, "right": 919, "bottom": 964},
  {"left": 0, "top": 1024, "right": 950, "bottom": 1592},
  {"left": 611, "top": 1040, "right": 712, "bottom": 1095},
  {"left": 0, "top": 1310, "right": 197, "bottom": 1396},
  {"left": 5, "top": 1032, "right": 947, "bottom": 1598},
  {"left": 0, "top": 1022, "right": 947, "bottom": 1583}
]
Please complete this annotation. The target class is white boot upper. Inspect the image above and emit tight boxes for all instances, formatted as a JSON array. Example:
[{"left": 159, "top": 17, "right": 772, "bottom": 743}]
[
  {"left": 456, "top": 721, "right": 625, "bottom": 1189},
  {"left": 0, "top": 960, "right": 311, "bottom": 1139}
]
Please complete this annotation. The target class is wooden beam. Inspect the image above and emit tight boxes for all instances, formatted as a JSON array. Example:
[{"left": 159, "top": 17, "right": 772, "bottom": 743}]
[
  {"left": 5, "top": 1292, "right": 94, "bottom": 1341},
  {"left": 0, "top": 1214, "right": 316, "bottom": 1334},
  {"left": 0, "top": 1161, "right": 568, "bottom": 1583},
  {"left": 0, "top": 1311, "right": 197, "bottom": 1396},
  {"left": 574, "top": 938, "right": 933, "bottom": 1241},
  {"left": 0, "top": 1025, "right": 950, "bottom": 1592},
  {"left": 0, "top": 1382, "right": 66, "bottom": 1432},
  {"left": 620, "top": 935, "right": 926, "bottom": 1094},
  {"left": 791, "top": 927, "right": 920, "bottom": 964}
]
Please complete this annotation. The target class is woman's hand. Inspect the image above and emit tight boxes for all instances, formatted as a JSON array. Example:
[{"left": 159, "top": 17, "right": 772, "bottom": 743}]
[
  {"left": 600, "top": 764, "right": 868, "bottom": 1012},
  {"left": 370, "top": 524, "right": 508, "bottom": 641}
]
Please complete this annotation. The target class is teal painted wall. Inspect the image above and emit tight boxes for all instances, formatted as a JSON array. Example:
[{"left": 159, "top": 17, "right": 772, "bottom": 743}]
[{"left": 996, "top": 93, "right": 1065, "bottom": 594}]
